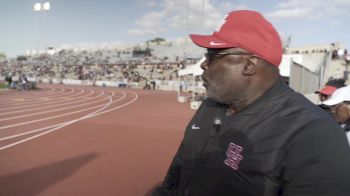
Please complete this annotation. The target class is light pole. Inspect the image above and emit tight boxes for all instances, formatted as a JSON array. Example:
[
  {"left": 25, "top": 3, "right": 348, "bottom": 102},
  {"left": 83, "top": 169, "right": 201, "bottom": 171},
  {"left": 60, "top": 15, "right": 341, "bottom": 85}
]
[
  {"left": 33, "top": 2, "right": 50, "bottom": 55},
  {"left": 33, "top": 3, "right": 41, "bottom": 55},
  {"left": 42, "top": 2, "right": 50, "bottom": 54}
]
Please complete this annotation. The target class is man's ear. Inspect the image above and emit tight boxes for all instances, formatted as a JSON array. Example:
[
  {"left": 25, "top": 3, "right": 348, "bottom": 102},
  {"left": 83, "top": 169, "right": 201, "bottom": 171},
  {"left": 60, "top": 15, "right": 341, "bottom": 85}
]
[{"left": 243, "top": 56, "right": 258, "bottom": 75}]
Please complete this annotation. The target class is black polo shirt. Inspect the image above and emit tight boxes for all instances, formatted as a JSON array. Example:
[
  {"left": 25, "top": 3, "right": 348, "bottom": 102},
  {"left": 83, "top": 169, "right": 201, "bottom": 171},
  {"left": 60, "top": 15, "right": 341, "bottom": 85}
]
[{"left": 156, "top": 77, "right": 350, "bottom": 196}]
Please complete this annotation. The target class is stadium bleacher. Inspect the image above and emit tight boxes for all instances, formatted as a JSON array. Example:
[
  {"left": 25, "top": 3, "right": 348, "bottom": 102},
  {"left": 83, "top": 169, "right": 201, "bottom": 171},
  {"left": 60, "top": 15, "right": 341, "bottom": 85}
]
[{"left": 0, "top": 40, "right": 348, "bottom": 98}]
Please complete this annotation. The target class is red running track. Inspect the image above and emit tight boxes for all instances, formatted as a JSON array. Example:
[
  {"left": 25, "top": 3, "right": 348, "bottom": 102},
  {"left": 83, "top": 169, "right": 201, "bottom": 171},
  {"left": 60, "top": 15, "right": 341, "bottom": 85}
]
[{"left": 0, "top": 84, "right": 194, "bottom": 196}]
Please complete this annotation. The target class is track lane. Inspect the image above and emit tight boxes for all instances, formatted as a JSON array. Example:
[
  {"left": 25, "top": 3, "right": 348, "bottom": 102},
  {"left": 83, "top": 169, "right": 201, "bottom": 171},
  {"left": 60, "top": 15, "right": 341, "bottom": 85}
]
[
  {"left": 0, "top": 87, "right": 138, "bottom": 151},
  {"left": 0, "top": 84, "right": 194, "bottom": 196}
]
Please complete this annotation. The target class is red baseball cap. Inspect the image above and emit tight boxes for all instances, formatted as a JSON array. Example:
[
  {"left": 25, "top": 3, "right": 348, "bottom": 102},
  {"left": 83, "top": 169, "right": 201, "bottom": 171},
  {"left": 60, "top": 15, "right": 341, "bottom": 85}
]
[
  {"left": 315, "top": 85, "right": 337, "bottom": 95},
  {"left": 190, "top": 10, "right": 283, "bottom": 67},
  {"left": 315, "top": 79, "right": 346, "bottom": 95}
]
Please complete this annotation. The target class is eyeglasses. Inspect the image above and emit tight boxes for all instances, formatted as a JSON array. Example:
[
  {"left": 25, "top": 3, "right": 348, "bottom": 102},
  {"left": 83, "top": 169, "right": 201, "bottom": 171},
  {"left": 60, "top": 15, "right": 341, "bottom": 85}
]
[
  {"left": 319, "top": 94, "right": 330, "bottom": 100},
  {"left": 204, "top": 52, "right": 255, "bottom": 62},
  {"left": 330, "top": 102, "right": 350, "bottom": 113}
]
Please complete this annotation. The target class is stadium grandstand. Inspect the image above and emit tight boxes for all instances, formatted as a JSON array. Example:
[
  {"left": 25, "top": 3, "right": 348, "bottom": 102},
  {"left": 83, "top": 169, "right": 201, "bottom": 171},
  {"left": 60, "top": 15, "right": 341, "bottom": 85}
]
[
  {"left": 0, "top": 37, "right": 349, "bottom": 106},
  {"left": 1, "top": 37, "right": 203, "bottom": 91}
]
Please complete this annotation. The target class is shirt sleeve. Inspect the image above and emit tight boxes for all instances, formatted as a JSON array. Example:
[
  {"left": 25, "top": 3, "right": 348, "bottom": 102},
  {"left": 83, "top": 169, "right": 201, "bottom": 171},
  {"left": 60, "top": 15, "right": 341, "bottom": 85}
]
[{"left": 281, "top": 120, "right": 350, "bottom": 196}]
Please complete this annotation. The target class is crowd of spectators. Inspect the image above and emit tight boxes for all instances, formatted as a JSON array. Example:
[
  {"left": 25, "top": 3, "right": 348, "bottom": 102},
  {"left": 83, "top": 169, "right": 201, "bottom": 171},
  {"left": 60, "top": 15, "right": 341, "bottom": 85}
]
[
  {"left": 288, "top": 43, "right": 349, "bottom": 63},
  {"left": 0, "top": 46, "right": 203, "bottom": 90},
  {"left": 290, "top": 49, "right": 329, "bottom": 54}
]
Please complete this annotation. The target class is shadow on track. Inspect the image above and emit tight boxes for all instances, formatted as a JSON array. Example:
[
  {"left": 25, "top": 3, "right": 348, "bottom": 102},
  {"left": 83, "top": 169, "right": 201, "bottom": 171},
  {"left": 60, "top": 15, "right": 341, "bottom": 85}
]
[{"left": 0, "top": 152, "right": 99, "bottom": 196}]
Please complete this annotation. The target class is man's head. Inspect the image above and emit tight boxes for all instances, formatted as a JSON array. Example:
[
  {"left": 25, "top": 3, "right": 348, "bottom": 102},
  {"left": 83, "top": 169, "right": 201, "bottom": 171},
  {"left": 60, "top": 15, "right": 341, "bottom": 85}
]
[
  {"left": 322, "top": 86, "right": 350, "bottom": 123},
  {"left": 190, "top": 10, "right": 282, "bottom": 67},
  {"left": 190, "top": 10, "right": 282, "bottom": 110},
  {"left": 315, "top": 79, "right": 346, "bottom": 102}
]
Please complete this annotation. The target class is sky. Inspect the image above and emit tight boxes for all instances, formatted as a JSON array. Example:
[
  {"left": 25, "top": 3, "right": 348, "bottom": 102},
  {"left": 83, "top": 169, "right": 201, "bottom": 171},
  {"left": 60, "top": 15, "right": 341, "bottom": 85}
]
[{"left": 1, "top": 0, "right": 350, "bottom": 58}]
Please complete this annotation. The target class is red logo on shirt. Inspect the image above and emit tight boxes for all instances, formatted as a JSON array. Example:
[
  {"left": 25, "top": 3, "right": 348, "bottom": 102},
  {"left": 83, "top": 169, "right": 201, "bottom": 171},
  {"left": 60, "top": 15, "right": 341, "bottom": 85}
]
[{"left": 224, "top": 142, "right": 243, "bottom": 170}]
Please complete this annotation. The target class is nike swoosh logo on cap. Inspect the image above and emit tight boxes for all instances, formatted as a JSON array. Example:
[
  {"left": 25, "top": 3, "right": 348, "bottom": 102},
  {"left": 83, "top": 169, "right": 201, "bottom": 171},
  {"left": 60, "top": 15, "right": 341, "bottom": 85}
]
[{"left": 209, "top": 41, "right": 226, "bottom": 46}]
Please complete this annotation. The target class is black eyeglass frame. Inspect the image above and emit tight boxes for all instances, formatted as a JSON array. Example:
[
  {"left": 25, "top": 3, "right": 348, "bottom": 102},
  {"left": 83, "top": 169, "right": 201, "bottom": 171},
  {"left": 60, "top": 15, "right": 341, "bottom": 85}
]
[
  {"left": 330, "top": 101, "right": 350, "bottom": 113},
  {"left": 204, "top": 52, "right": 256, "bottom": 62}
]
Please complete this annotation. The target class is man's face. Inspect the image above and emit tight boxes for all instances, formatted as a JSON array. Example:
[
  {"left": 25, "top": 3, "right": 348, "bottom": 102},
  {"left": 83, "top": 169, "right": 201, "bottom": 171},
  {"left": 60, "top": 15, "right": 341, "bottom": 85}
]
[
  {"left": 319, "top": 93, "right": 330, "bottom": 102},
  {"left": 331, "top": 102, "right": 350, "bottom": 123},
  {"left": 201, "top": 48, "right": 252, "bottom": 105}
]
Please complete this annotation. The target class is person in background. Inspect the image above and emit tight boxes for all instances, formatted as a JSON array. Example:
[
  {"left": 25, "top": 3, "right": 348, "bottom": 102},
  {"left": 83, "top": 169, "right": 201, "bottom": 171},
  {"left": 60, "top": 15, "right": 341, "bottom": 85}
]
[
  {"left": 5, "top": 72, "right": 12, "bottom": 88},
  {"left": 322, "top": 86, "right": 350, "bottom": 144},
  {"left": 153, "top": 10, "right": 350, "bottom": 196},
  {"left": 315, "top": 79, "right": 346, "bottom": 102},
  {"left": 315, "top": 78, "right": 346, "bottom": 113}
]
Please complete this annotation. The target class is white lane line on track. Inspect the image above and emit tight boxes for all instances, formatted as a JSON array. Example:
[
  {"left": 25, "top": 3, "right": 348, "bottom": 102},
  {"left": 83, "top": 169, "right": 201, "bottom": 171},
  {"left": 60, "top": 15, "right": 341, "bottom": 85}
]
[
  {"left": 0, "top": 90, "right": 104, "bottom": 117},
  {"left": 0, "top": 87, "right": 75, "bottom": 109},
  {"left": 0, "top": 91, "right": 137, "bottom": 141},
  {"left": 0, "top": 89, "right": 97, "bottom": 115},
  {"left": 2, "top": 88, "right": 58, "bottom": 102},
  {"left": 0, "top": 91, "right": 120, "bottom": 130},
  {"left": 85, "top": 92, "right": 138, "bottom": 118},
  {"left": 0, "top": 87, "right": 67, "bottom": 105},
  {"left": 0, "top": 91, "right": 138, "bottom": 151},
  {"left": 0, "top": 92, "right": 114, "bottom": 150},
  {"left": 0, "top": 87, "right": 56, "bottom": 98},
  {"left": 0, "top": 122, "right": 72, "bottom": 141},
  {"left": 0, "top": 88, "right": 81, "bottom": 109},
  {"left": 0, "top": 88, "right": 56, "bottom": 101},
  {"left": 0, "top": 90, "right": 112, "bottom": 140},
  {"left": 0, "top": 93, "right": 112, "bottom": 121}
]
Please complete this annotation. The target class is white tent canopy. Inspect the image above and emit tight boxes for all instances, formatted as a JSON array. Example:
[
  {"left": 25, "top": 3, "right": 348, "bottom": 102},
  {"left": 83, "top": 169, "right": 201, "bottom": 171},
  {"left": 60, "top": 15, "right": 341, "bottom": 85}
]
[
  {"left": 178, "top": 57, "right": 205, "bottom": 76},
  {"left": 279, "top": 55, "right": 303, "bottom": 77}
]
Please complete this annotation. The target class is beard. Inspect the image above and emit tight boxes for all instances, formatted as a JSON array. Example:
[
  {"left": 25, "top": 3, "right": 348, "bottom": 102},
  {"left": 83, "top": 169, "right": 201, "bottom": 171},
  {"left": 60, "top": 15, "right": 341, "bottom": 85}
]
[{"left": 206, "top": 82, "right": 247, "bottom": 108}]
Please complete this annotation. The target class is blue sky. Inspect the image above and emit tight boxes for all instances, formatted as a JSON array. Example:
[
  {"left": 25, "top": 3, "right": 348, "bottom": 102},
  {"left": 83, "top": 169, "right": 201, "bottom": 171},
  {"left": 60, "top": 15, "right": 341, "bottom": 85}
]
[{"left": 1, "top": 0, "right": 350, "bottom": 58}]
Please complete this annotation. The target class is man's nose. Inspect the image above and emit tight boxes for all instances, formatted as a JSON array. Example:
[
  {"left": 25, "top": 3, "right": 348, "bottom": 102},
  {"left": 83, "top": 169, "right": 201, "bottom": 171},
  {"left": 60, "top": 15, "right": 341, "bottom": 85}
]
[{"left": 201, "top": 60, "right": 208, "bottom": 70}]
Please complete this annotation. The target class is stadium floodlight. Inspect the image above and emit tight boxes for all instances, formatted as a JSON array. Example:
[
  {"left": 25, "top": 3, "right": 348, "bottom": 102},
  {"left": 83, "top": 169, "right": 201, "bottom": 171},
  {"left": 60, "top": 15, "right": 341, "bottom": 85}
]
[
  {"left": 43, "top": 2, "right": 50, "bottom": 11},
  {"left": 33, "top": 2, "right": 51, "bottom": 55},
  {"left": 33, "top": 3, "right": 42, "bottom": 11}
]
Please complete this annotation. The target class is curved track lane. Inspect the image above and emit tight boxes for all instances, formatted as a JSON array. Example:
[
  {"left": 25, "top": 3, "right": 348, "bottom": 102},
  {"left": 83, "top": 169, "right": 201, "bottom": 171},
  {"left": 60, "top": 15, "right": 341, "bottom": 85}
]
[{"left": 0, "top": 83, "right": 194, "bottom": 196}]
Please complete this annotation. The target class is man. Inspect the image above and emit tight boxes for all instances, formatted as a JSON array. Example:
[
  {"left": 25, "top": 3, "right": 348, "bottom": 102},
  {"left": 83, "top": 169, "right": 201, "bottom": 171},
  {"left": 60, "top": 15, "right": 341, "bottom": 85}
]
[
  {"left": 5, "top": 72, "right": 12, "bottom": 88},
  {"left": 315, "top": 78, "right": 346, "bottom": 102},
  {"left": 315, "top": 79, "right": 346, "bottom": 113},
  {"left": 153, "top": 10, "right": 350, "bottom": 196},
  {"left": 322, "top": 86, "right": 350, "bottom": 144}
]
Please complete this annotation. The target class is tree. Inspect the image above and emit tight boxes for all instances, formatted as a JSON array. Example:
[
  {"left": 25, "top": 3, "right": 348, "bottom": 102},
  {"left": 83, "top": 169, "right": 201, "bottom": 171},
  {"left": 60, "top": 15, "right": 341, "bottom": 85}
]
[
  {"left": 16, "top": 55, "right": 27, "bottom": 61},
  {"left": 0, "top": 52, "right": 6, "bottom": 61},
  {"left": 147, "top": 37, "right": 166, "bottom": 45}
]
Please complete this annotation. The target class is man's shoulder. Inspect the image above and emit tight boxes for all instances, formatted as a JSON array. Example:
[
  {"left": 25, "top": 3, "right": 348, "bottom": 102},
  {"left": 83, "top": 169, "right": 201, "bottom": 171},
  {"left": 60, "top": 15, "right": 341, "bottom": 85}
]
[
  {"left": 276, "top": 89, "right": 326, "bottom": 117},
  {"left": 269, "top": 88, "right": 340, "bottom": 130}
]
